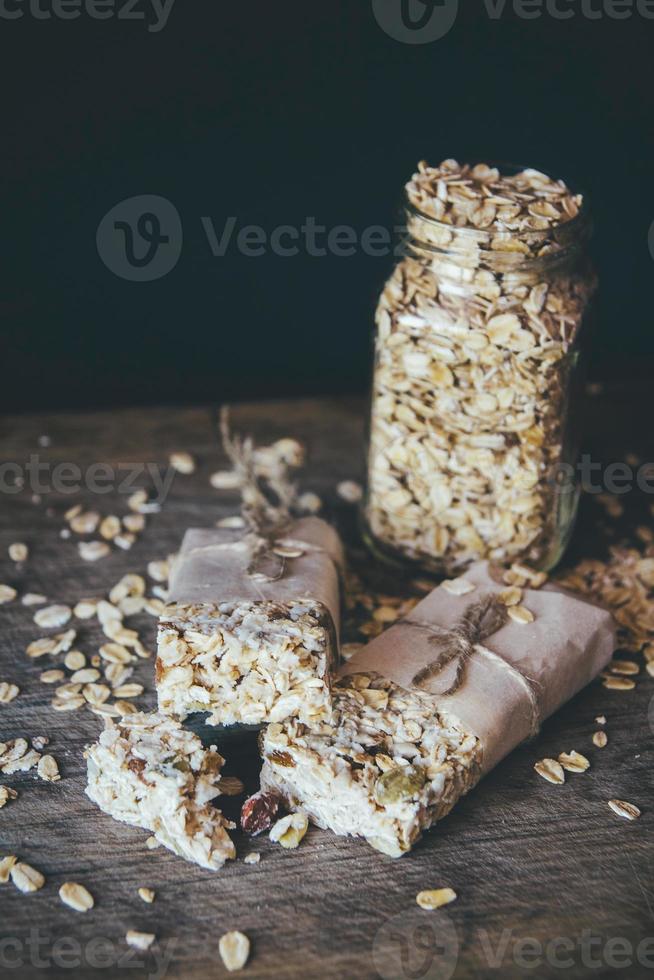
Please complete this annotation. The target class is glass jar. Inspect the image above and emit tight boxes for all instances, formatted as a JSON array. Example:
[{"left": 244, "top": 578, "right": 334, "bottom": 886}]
[{"left": 362, "top": 162, "right": 595, "bottom": 576}]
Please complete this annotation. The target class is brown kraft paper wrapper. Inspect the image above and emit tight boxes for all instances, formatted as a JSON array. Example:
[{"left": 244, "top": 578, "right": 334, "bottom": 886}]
[
  {"left": 168, "top": 516, "right": 344, "bottom": 635},
  {"left": 339, "top": 561, "right": 616, "bottom": 775}
]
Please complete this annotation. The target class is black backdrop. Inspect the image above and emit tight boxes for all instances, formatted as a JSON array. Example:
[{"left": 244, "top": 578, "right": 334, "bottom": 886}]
[{"left": 1, "top": 1, "right": 652, "bottom": 412}]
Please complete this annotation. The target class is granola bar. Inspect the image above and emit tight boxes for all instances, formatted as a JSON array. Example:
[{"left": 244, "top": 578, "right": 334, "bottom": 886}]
[
  {"left": 260, "top": 675, "right": 480, "bottom": 857},
  {"left": 85, "top": 712, "right": 236, "bottom": 870},
  {"left": 156, "top": 519, "right": 343, "bottom": 727}
]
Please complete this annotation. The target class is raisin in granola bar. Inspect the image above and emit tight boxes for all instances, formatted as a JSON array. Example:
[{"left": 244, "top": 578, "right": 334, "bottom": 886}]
[
  {"left": 259, "top": 673, "right": 481, "bottom": 857},
  {"left": 85, "top": 712, "right": 236, "bottom": 870}
]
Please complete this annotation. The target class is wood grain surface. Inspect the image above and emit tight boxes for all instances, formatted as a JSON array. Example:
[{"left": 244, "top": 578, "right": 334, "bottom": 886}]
[{"left": 0, "top": 391, "right": 652, "bottom": 980}]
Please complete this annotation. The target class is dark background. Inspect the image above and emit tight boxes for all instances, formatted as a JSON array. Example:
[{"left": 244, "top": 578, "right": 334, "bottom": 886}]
[{"left": 1, "top": 0, "right": 653, "bottom": 413}]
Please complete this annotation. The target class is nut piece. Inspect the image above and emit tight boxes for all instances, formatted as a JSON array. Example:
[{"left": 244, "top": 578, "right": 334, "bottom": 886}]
[
  {"left": 608, "top": 799, "right": 641, "bottom": 821},
  {"left": 126, "top": 931, "right": 155, "bottom": 951},
  {"left": 558, "top": 751, "right": 590, "bottom": 773},
  {"left": 138, "top": 887, "right": 155, "bottom": 903},
  {"left": 170, "top": 451, "right": 196, "bottom": 474},
  {"left": 218, "top": 931, "right": 250, "bottom": 972},
  {"left": 10, "top": 862, "right": 45, "bottom": 893},
  {"left": 9, "top": 543, "right": 28, "bottom": 562},
  {"left": 269, "top": 812, "right": 309, "bottom": 849},
  {"left": 593, "top": 731, "right": 608, "bottom": 748},
  {"left": 534, "top": 759, "right": 565, "bottom": 785},
  {"left": 416, "top": 888, "right": 457, "bottom": 910},
  {"left": 374, "top": 766, "right": 427, "bottom": 805},
  {"left": 59, "top": 882, "right": 94, "bottom": 912},
  {"left": 241, "top": 791, "right": 281, "bottom": 836}
]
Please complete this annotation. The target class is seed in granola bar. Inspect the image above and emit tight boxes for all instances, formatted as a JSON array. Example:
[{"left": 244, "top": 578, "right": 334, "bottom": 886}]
[
  {"left": 59, "top": 882, "right": 94, "bottom": 911},
  {"left": 374, "top": 766, "right": 427, "bottom": 805},
  {"left": 241, "top": 791, "right": 281, "bottom": 836},
  {"left": 8, "top": 543, "right": 28, "bottom": 562},
  {"left": 534, "top": 759, "right": 565, "bottom": 785},
  {"left": 558, "top": 751, "right": 590, "bottom": 773},
  {"left": 608, "top": 799, "right": 641, "bottom": 821},
  {"left": 219, "top": 931, "right": 250, "bottom": 972},
  {"left": 416, "top": 888, "right": 457, "bottom": 910},
  {"left": 269, "top": 812, "right": 309, "bottom": 849}
]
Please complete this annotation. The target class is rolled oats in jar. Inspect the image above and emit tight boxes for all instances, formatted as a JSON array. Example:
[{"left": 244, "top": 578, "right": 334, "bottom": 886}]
[{"left": 362, "top": 160, "right": 595, "bottom": 575}]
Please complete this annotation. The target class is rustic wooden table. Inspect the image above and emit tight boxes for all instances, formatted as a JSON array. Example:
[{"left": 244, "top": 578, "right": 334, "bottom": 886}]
[{"left": 0, "top": 392, "right": 652, "bottom": 980}]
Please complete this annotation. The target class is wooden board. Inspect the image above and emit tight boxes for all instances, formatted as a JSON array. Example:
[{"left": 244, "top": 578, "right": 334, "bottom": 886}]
[{"left": 0, "top": 393, "right": 652, "bottom": 980}]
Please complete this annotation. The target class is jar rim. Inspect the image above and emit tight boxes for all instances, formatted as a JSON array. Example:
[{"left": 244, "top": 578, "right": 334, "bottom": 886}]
[{"left": 402, "top": 161, "right": 591, "bottom": 244}]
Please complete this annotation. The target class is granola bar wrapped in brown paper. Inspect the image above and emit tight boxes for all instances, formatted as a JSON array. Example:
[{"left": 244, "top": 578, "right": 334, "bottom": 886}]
[
  {"left": 260, "top": 561, "right": 615, "bottom": 857},
  {"left": 156, "top": 517, "right": 344, "bottom": 728}
]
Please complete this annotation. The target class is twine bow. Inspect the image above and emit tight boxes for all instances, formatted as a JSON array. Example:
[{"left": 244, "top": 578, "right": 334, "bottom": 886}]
[
  {"left": 217, "top": 407, "right": 299, "bottom": 583},
  {"left": 404, "top": 592, "right": 540, "bottom": 738}
]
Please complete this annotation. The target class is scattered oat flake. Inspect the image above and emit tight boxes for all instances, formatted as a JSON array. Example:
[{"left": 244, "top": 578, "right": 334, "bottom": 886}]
[
  {"left": 115, "top": 533, "right": 136, "bottom": 550},
  {"left": 65, "top": 650, "right": 86, "bottom": 670},
  {"left": 79, "top": 541, "right": 110, "bottom": 562},
  {"left": 37, "top": 755, "right": 60, "bottom": 782},
  {"left": 498, "top": 587, "right": 522, "bottom": 607},
  {"left": 74, "top": 598, "right": 99, "bottom": 619},
  {"left": 416, "top": 888, "right": 457, "bottom": 910},
  {"left": 111, "top": 684, "right": 143, "bottom": 699},
  {"left": 558, "top": 751, "right": 590, "bottom": 773},
  {"left": 138, "top": 887, "right": 155, "bottom": 903},
  {"left": 534, "top": 759, "right": 565, "bottom": 785},
  {"left": 0, "top": 683, "right": 20, "bottom": 705},
  {"left": 210, "top": 470, "right": 241, "bottom": 490},
  {"left": 0, "top": 585, "right": 17, "bottom": 604},
  {"left": 508, "top": 605, "right": 535, "bottom": 625},
  {"left": 145, "top": 836, "right": 161, "bottom": 850},
  {"left": 608, "top": 799, "right": 641, "bottom": 821},
  {"left": 22, "top": 593, "right": 47, "bottom": 606},
  {"left": 216, "top": 516, "right": 246, "bottom": 529},
  {"left": 147, "top": 560, "right": 169, "bottom": 583},
  {"left": 170, "top": 451, "right": 196, "bottom": 474},
  {"left": 337, "top": 480, "right": 363, "bottom": 504},
  {"left": 298, "top": 491, "right": 322, "bottom": 514},
  {"left": 609, "top": 660, "right": 640, "bottom": 676},
  {"left": 442, "top": 578, "right": 475, "bottom": 596},
  {"left": 593, "top": 731, "right": 608, "bottom": 748},
  {"left": 34, "top": 604, "right": 72, "bottom": 629},
  {"left": 126, "top": 931, "right": 155, "bottom": 951},
  {"left": 603, "top": 676, "right": 636, "bottom": 691},
  {"left": 243, "top": 853, "right": 260, "bottom": 865},
  {"left": 40, "top": 669, "right": 65, "bottom": 684},
  {"left": 123, "top": 513, "right": 145, "bottom": 533},
  {"left": 0, "top": 855, "right": 17, "bottom": 882},
  {"left": 0, "top": 786, "right": 18, "bottom": 808},
  {"left": 32, "top": 736, "right": 49, "bottom": 751},
  {"left": 595, "top": 715, "right": 606, "bottom": 725},
  {"left": 59, "top": 882, "right": 94, "bottom": 911},
  {"left": 10, "top": 862, "right": 45, "bottom": 893},
  {"left": 9, "top": 543, "right": 28, "bottom": 562},
  {"left": 219, "top": 931, "right": 250, "bottom": 973},
  {"left": 100, "top": 515, "right": 121, "bottom": 540}
]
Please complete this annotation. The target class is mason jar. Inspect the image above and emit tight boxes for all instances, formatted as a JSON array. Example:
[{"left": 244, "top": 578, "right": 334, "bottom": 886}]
[{"left": 362, "top": 161, "right": 595, "bottom": 576}]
